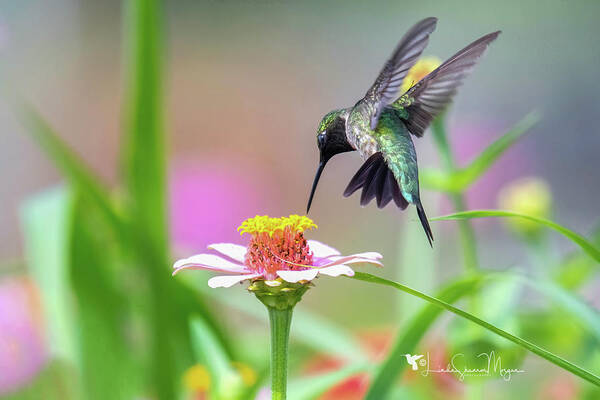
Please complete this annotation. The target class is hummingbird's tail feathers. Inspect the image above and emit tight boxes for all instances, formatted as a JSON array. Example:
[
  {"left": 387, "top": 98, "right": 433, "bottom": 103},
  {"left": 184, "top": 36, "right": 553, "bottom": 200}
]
[
  {"left": 416, "top": 201, "right": 434, "bottom": 247},
  {"left": 396, "top": 30, "right": 501, "bottom": 138},
  {"left": 344, "top": 153, "right": 409, "bottom": 210}
]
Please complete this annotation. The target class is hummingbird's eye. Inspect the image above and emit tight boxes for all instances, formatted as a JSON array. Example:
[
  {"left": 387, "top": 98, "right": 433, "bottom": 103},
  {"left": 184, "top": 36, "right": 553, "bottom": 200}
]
[{"left": 317, "top": 132, "right": 326, "bottom": 147}]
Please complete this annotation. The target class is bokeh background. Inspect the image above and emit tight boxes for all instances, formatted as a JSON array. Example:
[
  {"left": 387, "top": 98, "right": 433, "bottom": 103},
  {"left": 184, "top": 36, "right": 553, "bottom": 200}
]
[{"left": 1, "top": 1, "right": 599, "bottom": 399}]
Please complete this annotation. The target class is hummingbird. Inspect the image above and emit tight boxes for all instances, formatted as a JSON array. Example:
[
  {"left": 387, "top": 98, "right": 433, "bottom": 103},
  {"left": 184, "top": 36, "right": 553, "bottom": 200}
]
[{"left": 306, "top": 17, "right": 500, "bottom": 246}]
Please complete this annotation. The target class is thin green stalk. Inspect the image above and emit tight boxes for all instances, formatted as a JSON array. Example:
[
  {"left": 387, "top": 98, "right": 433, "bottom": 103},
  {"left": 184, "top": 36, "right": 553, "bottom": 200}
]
[
  {"left": 450, "top": 193, "right": 478, "bottom": 271},
  {"left": 431, "top": 117, "right": 478, "bottom": 272},
  {"left": 268, "top": 307, "right": 294, "bottom": 400}
]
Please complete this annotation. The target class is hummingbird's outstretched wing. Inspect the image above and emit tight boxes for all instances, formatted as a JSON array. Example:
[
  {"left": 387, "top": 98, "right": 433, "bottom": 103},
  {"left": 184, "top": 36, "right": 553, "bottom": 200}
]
[
  {"left": 395, "top": 31, "right": 501, "bottom": 137},
  {"left": 359, "top": 17, "right": 438, "bottom": 131}
]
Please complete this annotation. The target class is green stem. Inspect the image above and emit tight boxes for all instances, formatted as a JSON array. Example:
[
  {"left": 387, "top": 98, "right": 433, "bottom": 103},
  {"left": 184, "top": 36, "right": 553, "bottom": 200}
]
[
  {"left": 268, "top": 307, "right": 294, "bottom": 400},
  {"left": 431, "top": 117, "right": 479, "bottom": 272},
  {"left": 451, "top": 194, "right": 479, "bottom": 272}
]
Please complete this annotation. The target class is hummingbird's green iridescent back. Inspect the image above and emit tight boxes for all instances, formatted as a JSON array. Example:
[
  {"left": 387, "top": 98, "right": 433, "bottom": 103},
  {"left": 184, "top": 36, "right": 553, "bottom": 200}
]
[{"left": 371, "top": 109, "right": 419, "bottom": 204}]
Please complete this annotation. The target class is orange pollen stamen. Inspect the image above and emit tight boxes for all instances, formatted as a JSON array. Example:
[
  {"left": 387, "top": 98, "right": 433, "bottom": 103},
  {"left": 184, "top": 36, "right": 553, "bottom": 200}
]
[{"left": 238, "top": 215, "right": 316, "bottom": 280}]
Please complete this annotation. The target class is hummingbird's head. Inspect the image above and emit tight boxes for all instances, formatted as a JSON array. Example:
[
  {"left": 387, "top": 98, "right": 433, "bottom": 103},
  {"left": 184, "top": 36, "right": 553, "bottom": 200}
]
[{"left": 307, "top": 109, "right": 354, "bottom": 213}]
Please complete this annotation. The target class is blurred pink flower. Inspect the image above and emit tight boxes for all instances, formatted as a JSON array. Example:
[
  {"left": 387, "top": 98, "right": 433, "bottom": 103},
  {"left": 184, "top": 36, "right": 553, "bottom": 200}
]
[
  {"left": 169, "top": 159, "right": 278, "bottom": 253},
  {"left": 173, "top": 215, "right": 382, "bottom": 287},
  {"left": 0, "top": 276, "right": 47, "bottom": 395}
]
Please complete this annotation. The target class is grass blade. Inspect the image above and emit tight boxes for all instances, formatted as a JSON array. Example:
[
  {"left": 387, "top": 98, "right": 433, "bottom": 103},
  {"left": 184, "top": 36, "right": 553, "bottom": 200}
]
[
  {"left": 498, "top": 273, "right": 600, "bottom": 341},
  {"left": 432, "top": 210, "right": 600, "bottom": 262},
  {"left": 190, "top": 317, "right": 242, "bottom": 399},
  {"left": 421, "top": 112, "right": 539, "bottom": 193},
  {"left": 18, "top": 106, "right": 126, "bottom": 238},
  {"left": 365, "top": 276, "right": 483, "bottom": 399},
  {"left": 122, "top": 0, "right": 180, "bottom": 397},
  {"left": 457, "top": 112, "right": 539, "bottom": 189},
  {"left": 19, "top": 187, "right": 77, "bottom": 363},
  {"left": 351, "top": 272, "right": 600, "bottom": 387},
  {"left": 69, "top": 194, "right": 139, "bottom": 400}
]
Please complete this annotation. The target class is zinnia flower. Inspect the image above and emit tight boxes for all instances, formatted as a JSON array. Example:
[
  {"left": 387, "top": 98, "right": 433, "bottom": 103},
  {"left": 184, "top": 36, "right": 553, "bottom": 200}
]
[{"left": 172, "top": 215, "right": 383, "bottom": 288}]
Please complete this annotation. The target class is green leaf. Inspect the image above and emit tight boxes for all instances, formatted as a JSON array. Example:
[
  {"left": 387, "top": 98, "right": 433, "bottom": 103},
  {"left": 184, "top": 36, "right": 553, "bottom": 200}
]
[
  {"left": 555, "top": 224, "right": 600, "bottom": 289},
  {"left": 123, "top": 0, "right": 166, "bottom": 249},
  {"left": 19, "top": 186, "right": 77, "bottom": 363},
  {"left": 190, "top": 317, "right": 243, "bottom": 400},
  {"left": 499, "top": 273, "right": 600, "bottom": 341},
  {"left": 432, "top": 210, "right": 600, "bottom": 263},
  {"left": 17, "top": 106, "right": 126, "bottom": 239},
  {"left": 122, "top": 0, "right": 177, "bottom": 397},
  {"left": 456, "top": 112, "right": 540, "bottom": 189},
  {"left": 421, "top": 112, "right": 539, "bottom": 193},
  {"left": 69, "top": 194, "right": 139, "bottom": 400},
  {"left": 287, "top": 363, "right": 371, "bottom": 400},
  {"left": 365, "top": 276, "right": 483, "bottom": 400},
  {"left": 351, "top": 272, "right": 600, "bottom": 387}
]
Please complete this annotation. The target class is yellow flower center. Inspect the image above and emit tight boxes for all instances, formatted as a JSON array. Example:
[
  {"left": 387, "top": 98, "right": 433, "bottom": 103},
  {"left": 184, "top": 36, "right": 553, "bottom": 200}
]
[
  {"left": 238, "top": 214, "right": 317, "bottom": 236},
  {"left": 238, "top": 215, "right": 316, "bottom": 279}
]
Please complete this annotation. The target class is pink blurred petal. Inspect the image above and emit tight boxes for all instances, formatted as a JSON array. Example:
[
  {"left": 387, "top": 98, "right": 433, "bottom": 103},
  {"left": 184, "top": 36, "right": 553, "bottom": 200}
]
[
  {"left": 207, "top": 243, "right": 247, "bottom": 263},
  {"left": 0, "top": 277, "right": 47, "bottom": 394},
  {"left": 317, "top": 253, "right": 383, "bottom": 268},
  {"left": 208, "top": 274, "right": 261, "bottom": 288},
  {"left": 307, "top": 240, "right": 340, "bottom": 258},
  {"left": 277, "top": 269, "right": 319, "bottom": 283},
  {"left": 169, "top": 160, "right": 279, "bottom": 251},
  {"left": 172, "top": 254, "right": 248, "bottom": 275},
  {"left": 317, "top": 265, "right": 355, "bottom": 278}
]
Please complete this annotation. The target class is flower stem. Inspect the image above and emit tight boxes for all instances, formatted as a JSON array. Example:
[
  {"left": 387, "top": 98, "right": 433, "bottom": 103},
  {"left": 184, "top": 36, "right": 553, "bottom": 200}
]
[
  {"left": 268, "top": 306, "right": 293, "bottom": 400},
  {"left": 431, "top": 116, "right": 479, "bottom": 272}
]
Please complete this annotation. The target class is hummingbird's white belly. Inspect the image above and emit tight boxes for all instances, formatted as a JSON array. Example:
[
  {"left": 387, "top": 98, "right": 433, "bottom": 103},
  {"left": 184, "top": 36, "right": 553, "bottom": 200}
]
[{"left": 348, "top": 125, "right": 379, "bottom": 160}]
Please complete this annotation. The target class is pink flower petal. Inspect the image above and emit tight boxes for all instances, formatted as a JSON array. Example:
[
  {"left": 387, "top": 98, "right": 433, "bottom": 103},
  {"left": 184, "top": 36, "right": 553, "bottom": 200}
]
[
  {"left": 208, "top": 274, "right": 261, "bottom": 288},
  {"left": 317, "top": 264, "right": 355, "bottom": 278},
  {"left": 307, "top": 240, "right": 340, "bottom": 258},
  {"left": 276, "top": 269, "right": 319, "bottom": 283},
  {"left": 172, "top": 254, "right": 248, "bottom": 275},
  {"left": 318, "top": 253, "right": 383, "bottom": 268},
  {"left": 207, "top": 243, "right": 247, "bottom": 263}
]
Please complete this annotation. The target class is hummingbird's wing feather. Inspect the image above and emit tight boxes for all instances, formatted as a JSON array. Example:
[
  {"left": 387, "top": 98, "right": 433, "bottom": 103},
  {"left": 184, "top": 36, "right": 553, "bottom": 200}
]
[
  {"left": 396, "top": 31, "right": 501, "bottom": 137},
  {"left": 360, "top": 17, "right": 437, "bottom": 131},
  {"left": 343, "top": 153, "right": 409, "bottom": 210}
]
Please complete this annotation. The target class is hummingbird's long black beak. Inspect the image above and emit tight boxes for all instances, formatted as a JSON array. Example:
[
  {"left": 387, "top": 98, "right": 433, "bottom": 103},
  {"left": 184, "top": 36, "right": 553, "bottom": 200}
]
[{"left": 306, "top": 160, "right": 326, "bottom": 213}]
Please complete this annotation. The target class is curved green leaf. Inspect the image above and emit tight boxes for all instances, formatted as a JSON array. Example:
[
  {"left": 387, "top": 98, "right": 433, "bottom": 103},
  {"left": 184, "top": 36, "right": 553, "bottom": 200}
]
[
  {"left": 190, "top": 317, "right": 243, "bottom": 400},
  {"left": 18, "top": 105, "right": 127, "bottom": 239},
  {"left": 366, "top": 275, "right": 484, "bottom": 399},
  {"left": 422, "top": 112, "right": 539, "bottom": 193},
  {"left": 351, "top": 272, "right": 600, "bottom": 387},
  {"left": 432, "top": 210, "right": 600, "bottom": 263},
  {"left": 457, "top": 112, "right": 539, "bottom": 189},
  {"left": 498, "top": 273, "right": 600, "bottom": 341}
]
